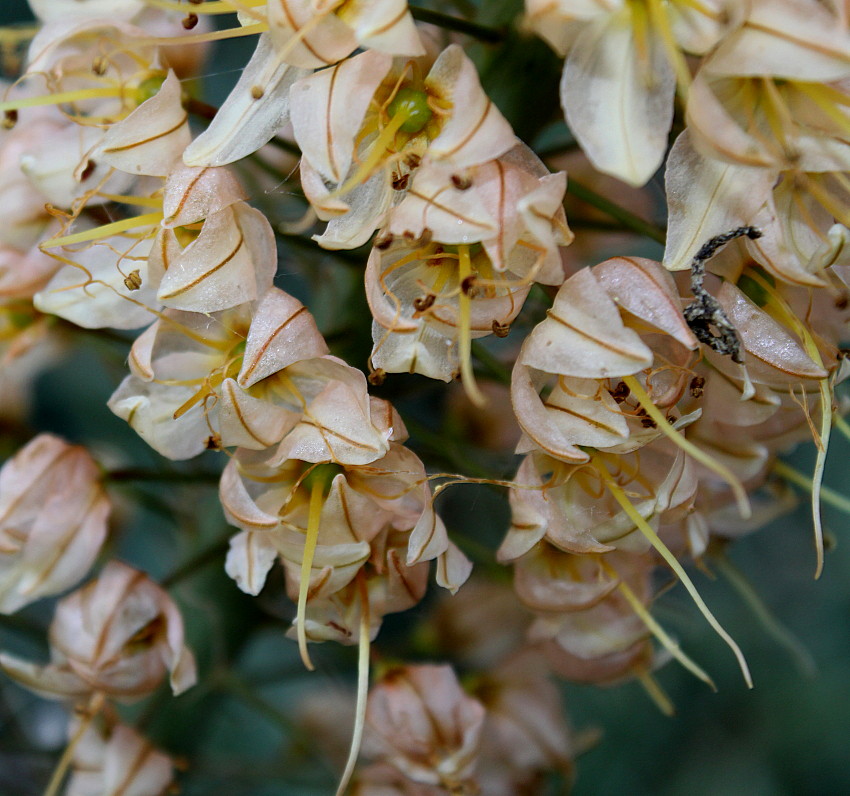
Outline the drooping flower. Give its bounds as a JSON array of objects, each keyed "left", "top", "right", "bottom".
[
  {"left": 0, "top": 560, "right": 196, "bottom": 701},
  {"left": 0, "top": 434, "right": 110, "bottom": 614}
]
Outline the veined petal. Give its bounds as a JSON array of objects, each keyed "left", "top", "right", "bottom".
[
  {"left": 267, "top": 0, "right": 358, "bottom": 69},
  {"left": 291, "top": 49, "right": 393, "bottom": 185},
  {"left": 342, "top": 0, "right": 424, "bottom": 56},
  {"left": 663, "top": 130, "right": 776, "bottom": 271},
  {"left": 99, "top": 71, "right": 190, "bottom": 177},
  {"left": 426, "top": 44, "right": 517, "bottom": 168},
  {"left": 184, "top": 35, "right": 309, "bottom": 168},
  {"left": 521, "top": 267, "right": 653, "bottom": 377},
  {"left": 162, "top": 164, "right": 246, "bottom": 228},
  {"left": 157, "top": 203, "right": 276, "bottom": 312},
  {"left": 225, "top": 531, "right": 279, "bottom": 596},
  {"left": 219, "top": 378, "right": 300, "bottom": 450},
  {"left": 561, "top": 11, "right": 675, "bottom": 186}
]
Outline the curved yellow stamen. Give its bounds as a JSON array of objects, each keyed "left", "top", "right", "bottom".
[
  {"left": 42, "top": 212, "right": 163, "bottom": 249},
  {"left": 621, "top": 374, "right": 751, "bottom": 518},
  {"left": 457, "top": 245, "right": 486, "bottom": 407},
  {"left": 593, "top": 456, "right": 753, "bottom": 688},
  {"left": 296, "top": 475, "right": 325, "bottom": 671},
  {"left": 335, "top": 571, "right": 371, "bottom": 796}
]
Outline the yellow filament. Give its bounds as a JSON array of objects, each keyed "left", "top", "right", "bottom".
[
  {"left": 601, "top": 559, "right": 716, "bottom": 690},
  {"left": 746, "top": 269, "right": 831, "bottom": 578},
  {"left": 801, "top": 174, "right": 850, "bottom": 228},
  {"left": 798, "top": 81, "right": 850, "bottom": 137},
  {"left": 335, "top": 572, "right": 371, "bottom": 796},
  {"left": 43, "top": 692, "right": 105, "bottom": 796},
  {"left": 140, "top": 22, "right": 268, "bottom": 47},
  {"left": 331, "top": 111, "right": 409, "bottom": 198},
  {"left": 141, "top": 0, "right": 265, "bottom": 13},
  {"left": 0, "top": 86, "right": 134, "bottom": 114},
  {"left": 646, "top": 0, "right": 691, "bottom": 98},
  {"left": 621, "top": 374, "right": 751, "bottom": 518},
  {"left": 457, "top": 245, "right": 486, "bottom": 408},
  {"left": 637, "top": 669, "right": 675, "bottom": 717},
  {"left": 97, "top": 193, "right": 163, "bottom": 208},
  {"left": 593, "top": 457, "right": 753, "bottom": 688},
  {"left": 296, "top": 476, "right": 325, "bottom": 671},
  {"left": 43, "top": 212, "right": 163, "bottom": 249}
]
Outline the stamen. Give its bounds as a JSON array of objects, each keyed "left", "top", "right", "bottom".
[
  {"left": 97, "top": 193, "right": 163, "bottom": 208},
  {"left": 637, "top": 669, "right": 675, "bottom": 717},
  {"left": 139, "top": 22, "right": 267, "bottom": 47},
  {"left": 601, "top": 559, "right": 716, "bottom": 690},
  {"left": 593, "top": 457, "right": 753, "bottom": 688},
  {"left": 296, "top": 471, "right": 326, "bottom": 671},
  {"left": 457, "top": 245, "right": 486, "bottom": 408},
  {"left": 141, "top": 0, "right": 265, "bottom": 13},
  {"left": 0, "top": 86, "right": 134, "bottom": 114},
  {"left": 42, "top": 212, "right": 163, "bottom": 249},
  {"left": 335, "top": 571, "right": 371, "bottom": 796},
  {"left": 745, "top": 268, "right": 832, "bottom": 578},
  {"left": 43, "top": 692, "right": 106, "bottom": 796},
  {"left": 646, "top": 0, "right": 691, "bottom": 97},
  {"left": 622, "top": 374, "right": 751, "bottom": 518}
]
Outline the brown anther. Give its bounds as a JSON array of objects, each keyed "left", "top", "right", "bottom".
[
  {"left": 182, "top": 13, "right": 199, "bottom": 29},
  {"left": 123, "top": 270, "right": 142, "bottom": 291},
  {"left": 92, "top": 57, "right": 108, "bottom": 76},
  {"left": 416, "top": 228, "right": 433, "bottom": 246},
  {"left": 79, "top": 159, "right": 96, "bottom": 181},
  {"left": 641, "top": 417, "right": 657, "bottom": 429},
  {"left": 2, "top": 110, "right": 17, "bottom": 129},
  {"left": 610, "top": 381, "right": 630, "bottom": 403},
  {"left": 250, "top": 85, "right": 264, "bottom": 100},
  {"left": 689, "top": 375, "right": 706, "bottom": 398},
  {"left": 368, "top": 369, "right": 386, "bottom": 386},
  {"left": 403, "top": 230, "right": 416, "bottom": 240},
  {"left": 461, "top": 275, "right": 477, "bottom": 295},
  {"left": 375, "top": 233, "right": 394, "bottom": 250},
  {"left": 413, "top": 294, "right": 436, "bottom": 312},
  {"left": 392, "top": 173, "right": 410, "bottom": 191},
  {"left": 835, "top": 294, "right": 849, "bottom": 310},
  {"left": 189, "top": 0, "right": 203, "bottom": 4},
  {"left": 492, "top": 320, "right": 510, "bottom": 337},
  {"left": 404, "top": 153, "right": 421, "bottom": 169},
  {"left": 450, "top": 173, "right": 472, "bottom": 190},
  {"left": 205, "top": 434, "right": 222, "bottom": 450}
]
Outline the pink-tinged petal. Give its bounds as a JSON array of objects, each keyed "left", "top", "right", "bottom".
[
  {"left": 157, "top": 203, "right": 275, "bottom": 312},
  {"left": 0, "top": 654, "right": 89, "bottom": 700},
  {"left": 593, "top": 256, "right": 698, "bottom": 348},
  {"left": 745, "top": 183, "right": 831, "bottom": 287},
  {"left": 29, "top": 0, "right": 144, "bottom": 21},
  {"left": 225, "top": 531, "right": 279, "bottom": 596},
  {"left": 702, "top": 369, "right": 780, "bottom": 427},
  {"left": 219, "top": 378, "right": 300, "bottom": 449},
  {"left": 98, "top": 724, "right": 175, "bottom": 796},
  {"left": 343, "top": 0, "right": 424, "bottom": 56},
  {"left": 406, "top": 500, "right": 447, "bottom": 565},
  {"left": 268, "top": 0, "right": 358, "bottom": 69},
  {"left": 426, "top": 44, "right": 517, "bottom": 168},
  {"left": 561, "top": 12, "right": 674, "bottom": 186},
  {"left": 238, "top": 289, "right": 328, "bottom": 387},
  {"left": 371, "top": 319, "right": 458, "bottom": 382},
  {"left": 707, "top": 0, "right": 850, "bottom": 81},
  {"left": 162, "top": 164, "right": 246, "bottom": 228},
  {"left": 127, "top": 322, "right": 158, "bottom": 382},
  {"left": 388, "top": 160, "right": 498, "bottom": 245},
  {"left": 291, "top": 50, "right": 393, "bottom": 184},
  {"left": 663, "top": 130, "right": 776, "bottom": 271},
  {"left": 516, "top": 170, "right": 572, "bottom": 284},
  {"left": 521, "top": 267, "right": 653, "bottom": 377},
  {"left": 99, "top": 71, "right": 190, "bottom": 177},
  {"left": 513, "top": 546, "right": 617, "bottom": 612},
  {"left": 184, "top": 35, "right": 309, "bottom": 167},
  {"left": 219, "top": 458, "right": 281, "bottom": 533},
  {"left": 716, "top": 282, "right": 829, "bottom": 383},
  {"left": 435, "top": 542, "right": 473, "bottom": 594},
  {"left": 369, "top": 396, "right": 408, "bottom": 443}
]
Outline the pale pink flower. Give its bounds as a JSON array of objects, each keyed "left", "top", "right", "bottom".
[
  {"left": 0, "top": 434, "right": 110, "bottom": 614},
  {"left": 0, "top": 561, "right": 196, "bottom": 701},
  {"left": 362, "top": 664, "right": 486, "bottom": 790}
]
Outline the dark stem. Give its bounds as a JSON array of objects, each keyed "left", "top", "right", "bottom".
[
  {"left": 409, "top": 6, "right": 507, "bottom": 43},
  {"left": 565, "top": 178, "right": 667, "bottom": 245}
]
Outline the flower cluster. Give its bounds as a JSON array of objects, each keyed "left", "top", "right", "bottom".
[{"left": 1, "top": 0, "right": 849, "bottom": 793}]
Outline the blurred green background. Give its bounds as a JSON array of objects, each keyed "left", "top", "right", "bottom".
[{"left": 1, "top": 1, "right": 850, "bottom": 795}]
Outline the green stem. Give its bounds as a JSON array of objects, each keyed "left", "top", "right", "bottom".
[
  {"left": 566, "top": 178, "right": 666, "bottom": 244},
  {"left": 409, "top": 6, "right": 507, "bottom": 43}
]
